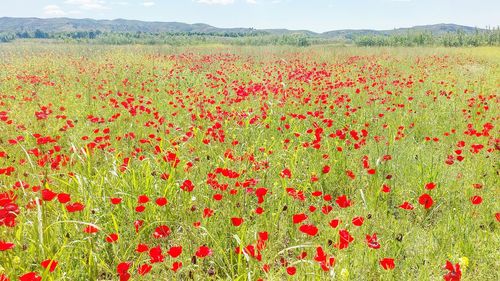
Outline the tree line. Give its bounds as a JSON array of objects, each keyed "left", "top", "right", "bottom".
[
  {"left": 354, "top": 28, "right": 500, "bottom": 47},
  {"left": 0, "top": 29, "right": 312, "bottom": 46},
  {"left": 1, "top": 28, "right": 499, "bottom": 47}
]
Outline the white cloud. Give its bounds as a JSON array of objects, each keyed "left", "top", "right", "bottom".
[
  {"left": 43, "top": 5, "right": 67, "bottom": 16},
  {"left": 64, "top": 0, "right": 109, "bottom": 10},
  {"left": 195, "top": 0, "right": 261, "bottom": 5},
  {"left": 197, "top": 0, "right": 235, "bottom": 5},
  {"left": 142, "top": 1, "right": 155, "bottom": 7}
]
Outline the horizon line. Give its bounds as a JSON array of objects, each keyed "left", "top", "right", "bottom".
[{"left": 1, "top": 16, "right": 498, "bottom": 33}]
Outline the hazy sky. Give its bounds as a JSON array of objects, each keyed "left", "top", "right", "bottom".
[{"left": 1, "top": 0, "right": 499, "bottom": 32}]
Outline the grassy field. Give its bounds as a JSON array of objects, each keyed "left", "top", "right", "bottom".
[{"left": 0, "top": 43, "right": 499, "bottom": 280}]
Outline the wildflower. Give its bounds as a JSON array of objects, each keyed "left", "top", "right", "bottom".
[
  {"left": 40, "top": 259, "right": 58, "bottom": 272},
  {"left": 418, "top": 193, "right": 434, "bottom": 209},
  {"left": 380, "top": 258, "right": 395, "bottom": 270},
  {"left": 458, "top": 257, "right": 469, "bottom": 272},
  {"left": 340, "top": 268, "right": 349, "bottom": 280},
  {"left": 443, "top": 261, "right": 461, "bottom": 281},
  {"left": 195, "top": 245, "right": 212, "bottom": 258}
]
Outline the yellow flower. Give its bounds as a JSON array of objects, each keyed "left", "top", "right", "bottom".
[
  {"left": 12, "top": 256, "right": 21, "bottom": 265},
  {"left": 459, "top": 256, "right": 469, "bottom": 271},
  {"left": 340, "top": 268, "right": 349, "bottom": 280}
]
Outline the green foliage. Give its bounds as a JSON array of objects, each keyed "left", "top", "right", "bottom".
[
  {"left": 0, "top": 43, "right": 498, "bottom": 280},
  {"left": 3, "top": 25, "right": 500, "bottom": 47},
  {"left": 1, "top": 30, "right": 313, "bottom": 46},
  {"left": 355, "top": 28, "right": 500, "bottom": 47}
]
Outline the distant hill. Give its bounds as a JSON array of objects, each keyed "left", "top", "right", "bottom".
[
  {"left": 321, "top": 24, "right": 485, "bottom": 40},
  {"left": 0, "top": 17, "right": 256, "bottom": 34},
  {"left": 0, "top": 17, "right": 487, "bottom": 38}
]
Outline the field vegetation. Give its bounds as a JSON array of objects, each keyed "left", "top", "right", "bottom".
[{"left": 0, "top": 43, "right": 499, "bottom": 280}]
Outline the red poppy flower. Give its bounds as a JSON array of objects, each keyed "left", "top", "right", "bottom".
[
  {"left": 255, "top": 187, "right": 268, "bottom": 204},
  {"left": 321, "top": 205, "right": 333, "bottom": 214},
  {"left": 352, "top": 216, "right": 364, "bottom": 226},
  {"left": 314, "top": 247, "right": 326, "bottom": 263},
  {"left": 119, "top": 271, "right": 131, "bottom": 281},
  {"left": 472, "top": 183, "right": 482, "bottom": 189},
  {"left": 443, "top": 260, "right": 461, "bottom": 281},
  {"left": 41, "top": 189, "right": 57, "bottom": 201},
  {"left": 83, "top": 225, "right": 99, "bottom": 234},
  {"left": 292, "top": 213, "right": 308, "bottom": 224},
  {"left": 180, "top": 179, "right": 195, "bottom": 192},
  {"left": 117, "top": 262, "right": 131, "bottom": 274},
  {"left": 171, "top": 261, "right": 182, "bottom": 272},
  {"left": 40, "top": 259, "right": 58, "bottom": 272},
  {"left": 149, "top": 246, "right": 164, "bottom": 263},
  {"left": 335, "top": 229, "right": 354, "bottom": 249},
  {"left": 322, "top": 165, "right": 330, "bottom": 174},
  {"left": 425, "top": 182, "right": 436, "bottom": 190},
  {"left": 105, "top": 233, "right": 119, "bottom": 243},
  {"left": 366, "top": 233, "right": 380, "bottom": 249},
  {"left": 231, "top": 217, "right": 244, "bottom": 227},
  {"left": 153, "top": 225, "right": 171, "bottom": 238},
  {"left": 0, "top": 241, "right": 14, "bottom": 251},
  {"left": 168, "top": 246, "right": 183, "bottom": 258},
  {"left": 336, "top": 195, "right": 351, "bottom": 208},
  {"left": 57, "top": 193, "right": 71, "bottom": 204},
  {"left": 312, "top": 191, "right": 323, "bottom": 197},
  {"left": 110, "top": 197, "right": 122, "bottom": 204},
  {"left": 195, "top": 245, "right": 212, "bottom": 258},
  {"left": 137, "top": 263, "right": 152, "bottom": 276},
  {"left": 380, "top": 258, "right": 395, "bottom": 270},
  {"left": 134, "top": 220, "right": 144, "bottom": 233},
  {"left": 203, "top": 208, "right": 214, "bottom": 218},
  {"left": 470, "top": 196, "right": 482, "bottom": 205},
  {"left": 286, "top": 266, "right": 296, "bottom": 275},
  {"left": 329, "top": 219, "right": 340, "bottom": 228},
  {"left": 19, "top": 272, "right": 41, "bottom": 281},
  {"left": 66, "top": 202, "right": 85, "bottom": 212},
  {"left": 346, "top": 170, "right": 355, "bottom": 180},
  {"left": 262, "top": 264, "right": 270, "bottom": 273},
  {"left": 299, "top": 224, "right": 318, "bottom": 236},
  {"left": 418, "top": 194, "right": 434, "bottom": 209},
  {"left": 155, "top": 197, "right": 167, "bottom": 206},
  {"left": 258, "top": 231, "right": 269, "bottom": 242},
  {"left": 399, "top": 201, "right": 414, "bottom": 210},
  {"left": 280, "top": 168, "right": 292, "bottom": 178},
  {"left": 137, "top": 195, "right": 149, "bottom": 204},
  {"left": 136, "top": 243, "right": 148, "bottom": 253},
  {"left": 0, "top": 274, "right": 9, "bottom": 281}
]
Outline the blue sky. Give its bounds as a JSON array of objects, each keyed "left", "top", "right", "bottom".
[{"left": 1, "top": 0, "right": 499, "bottom": 32}]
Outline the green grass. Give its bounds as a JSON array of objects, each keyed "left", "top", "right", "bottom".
[{"left": 0, "top": 43, "right": 499, "bottom": 280}]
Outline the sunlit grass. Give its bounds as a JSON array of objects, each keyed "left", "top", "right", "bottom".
[{"left": 0, "top": 42, "right": 498, "bottom": 280}]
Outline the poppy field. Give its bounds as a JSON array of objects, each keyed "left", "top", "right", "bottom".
[{"left": 0, "top": 44, "right": 499, "bottom": 280}]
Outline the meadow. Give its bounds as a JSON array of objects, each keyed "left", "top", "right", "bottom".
[{"left": 0, "top": 43, "right": 498, "bottom": 280}]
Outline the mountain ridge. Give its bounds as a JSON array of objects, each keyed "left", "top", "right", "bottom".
[{"left": 0, "top": 17, "right": 488, "bottom": 38}]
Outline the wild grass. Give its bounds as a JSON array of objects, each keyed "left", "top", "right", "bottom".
[{"left": 0, "top": 42, "right": 498, "bottom": 280}]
